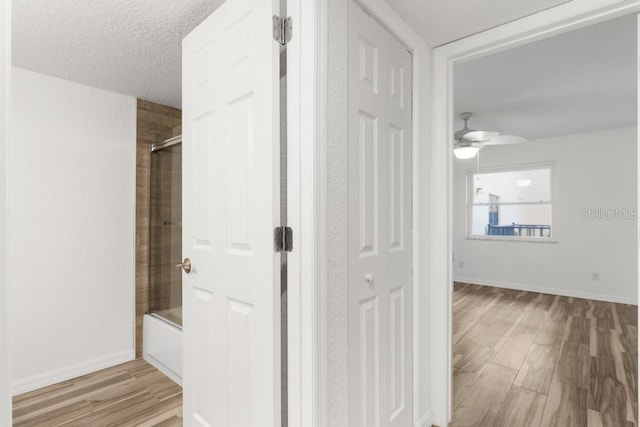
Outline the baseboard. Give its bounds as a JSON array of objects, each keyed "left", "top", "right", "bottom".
[
  {"left": 11, "top": 349, "right": 135, "bottom": 395},
  {"left": 454, "top": 276, "right": 637, "bottom": 305},
  {"left": 415, "top": 409, "right": 433, "bottom": 427}
]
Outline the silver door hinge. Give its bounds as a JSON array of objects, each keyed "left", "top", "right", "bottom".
[
  {"left": 274, "top": 226, "right": 293, "bottom": 253},
  {"left": 273, "top": 15, "right": 292, "bottom": 45}
]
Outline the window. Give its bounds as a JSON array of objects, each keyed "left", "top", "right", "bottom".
[{"left": 468, "top": 164, "right": 553, "bottom": 240}]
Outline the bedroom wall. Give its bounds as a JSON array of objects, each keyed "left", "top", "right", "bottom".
[
  {"left": 453, "top": 126, "right": 638, "bottom": 304},
  {"left": 10, "top": 67, "right": 137, "bottom": 394}
]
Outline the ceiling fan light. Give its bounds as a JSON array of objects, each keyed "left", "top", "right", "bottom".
[{"left": 453, "top": 146, "right": 479, "bottom": 159}]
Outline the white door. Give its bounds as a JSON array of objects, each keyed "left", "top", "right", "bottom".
[
  {"left": 182, "top": 0, "right": 281, "bottom": 425},
  {"left": 348, "top": 2, "right": 413, "bottom": 426}
]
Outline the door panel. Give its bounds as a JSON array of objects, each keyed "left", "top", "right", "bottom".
[
  {"left": 348, "top": 2, "right": 413, "bottom": 426},
  {"left": 182, "top": 0, "right": 280, "bottom": 425}
]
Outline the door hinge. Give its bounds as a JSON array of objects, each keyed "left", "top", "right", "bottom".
[
  {"left": 274, "top": 226, "right": 293, "bottom": 253},
  {"left": 273, "top": 15, "right": 292, "bottom": 46}
]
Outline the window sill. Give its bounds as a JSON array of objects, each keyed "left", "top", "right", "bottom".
[{"left": 466, "top": 236, "right": 559, "bottom": 244}]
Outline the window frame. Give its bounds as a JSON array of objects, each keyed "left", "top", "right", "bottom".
[{"left": 466, "top": 161, "right": 558, "bottom": 243}]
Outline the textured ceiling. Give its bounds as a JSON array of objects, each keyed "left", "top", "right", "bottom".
[
  {"left": 13, "top": 0, "right": 580, "bottom": 109},
  {"left": 13, "top": 0, "right": 224, "bottom": 109},
  {"left": 385, "top": 0, "right": 571, "bottom": 47},
  {"left": 454, "top": 14, "right": 637, "bottom": 141}
]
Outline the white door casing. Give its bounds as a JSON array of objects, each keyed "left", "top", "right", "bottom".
[
  {"left": 348, "top": 2, "right": 413, "bottom": 426},
  {"left": 182, "top": 0, "right": 281, "bottom": 425}
]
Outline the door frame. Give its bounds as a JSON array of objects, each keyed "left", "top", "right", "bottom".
[
  {"left": 432, "top": 0, "right": 640, "bottom": 424},
  {"left": 284, "top": 0, "right": 327, "bottom": 425}
]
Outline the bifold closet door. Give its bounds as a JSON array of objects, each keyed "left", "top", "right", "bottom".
[
  {"left": 348, "top": 1, "right": 413, "bottom": 426},
  {"left": 181, "top": 0, "right": 281, "bottom": 425}
]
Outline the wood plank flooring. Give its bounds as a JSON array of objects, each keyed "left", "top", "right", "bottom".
[
  {"left": 12, "top": 359, "right": 182, "bottom": 426},
  {"left": 453, "top": 282, "right": 638, "bottom": 427},
  {"left": 11, "top": 284, "right": 637, "bottom": 426}
]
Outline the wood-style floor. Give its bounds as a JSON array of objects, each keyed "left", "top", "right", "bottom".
[
  {"left": 452, "top": 282, "right": 638, "bottom": 427},
  {"left": 12, "top": 359, "right": 182, "bottom": 426},
  {"left": 11, "top": 285, "right": 637, "bottom": 426}
]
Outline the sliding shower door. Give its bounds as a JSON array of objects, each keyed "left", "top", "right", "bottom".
[{"left": 149, "top": 140, "right": 182, "bottom": 327}]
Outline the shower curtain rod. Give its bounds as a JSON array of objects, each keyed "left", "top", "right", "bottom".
[{"left": 151, "top": 135, "right": 182, "bottom": 152}]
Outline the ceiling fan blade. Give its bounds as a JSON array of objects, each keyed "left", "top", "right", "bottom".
[
  {"left": 483, "top": 135, "right": 528, "bottom": 146},
  {"left": 462, "top": 130, "right": 500, "bottom": 141}
]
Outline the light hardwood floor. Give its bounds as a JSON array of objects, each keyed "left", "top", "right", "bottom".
[
  {"left": 12, "top": 359, "right": 182, "bottom": 426},
  {"left": 452, "top": 282, "right": 638, "bottom": 427}
]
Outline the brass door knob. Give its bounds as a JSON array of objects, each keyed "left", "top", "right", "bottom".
[{"left": 176, "top": 258, "right": 192, "bottom": 273}]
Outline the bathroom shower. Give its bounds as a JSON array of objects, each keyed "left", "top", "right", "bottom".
[
  {"left": 149, "top": 135, "right": 182, "bottom": 326},
  {"left": 143, "top": 134, "right": 183, "bottom": 383}
]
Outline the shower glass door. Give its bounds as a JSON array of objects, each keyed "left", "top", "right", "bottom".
[{"left": 149, "top": 140, "right": 182, "bottom": 327}]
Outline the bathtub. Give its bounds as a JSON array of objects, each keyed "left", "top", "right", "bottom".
[{"left": 143, "top": 313, "right": 182, "bottom": 385}]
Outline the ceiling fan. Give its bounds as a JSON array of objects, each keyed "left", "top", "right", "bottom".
[{"left": 453, "top": 112, "right": 527, "bottom": 159}]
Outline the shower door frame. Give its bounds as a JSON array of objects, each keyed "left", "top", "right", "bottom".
[{"left": 148, "top": 138, "right": 183, "bottom": 328}]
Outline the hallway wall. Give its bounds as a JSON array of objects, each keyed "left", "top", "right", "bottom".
[
  {"left": 10, "top": 67, "right": 137, "bottom": 394},
  {"left": 327, "top": 0, "right": 350, "bottom": 424}
]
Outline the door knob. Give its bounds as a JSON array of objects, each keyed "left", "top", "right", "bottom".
[{"left": 176, "top": 257, "right": 192, "bottom": 273}]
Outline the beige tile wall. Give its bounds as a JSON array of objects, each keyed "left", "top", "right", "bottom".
[{"left": 136, "top": 99, "right": 181, "bottom": 357}]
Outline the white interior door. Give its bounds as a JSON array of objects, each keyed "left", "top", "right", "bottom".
[
  {"left": 182, "top": 0, "right": 281, "bottom": 425},
  {"left": 348, "top": 2, "right": 413, "bottom": 426}
]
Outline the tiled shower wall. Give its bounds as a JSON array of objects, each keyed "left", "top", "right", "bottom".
[{"left": 136, "top": 99, "right": 181, "bottom": 357}]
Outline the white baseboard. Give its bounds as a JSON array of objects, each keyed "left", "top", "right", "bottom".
[
  {"left": 454, "top": 276, "right": 637, "bottom": 305},
  {"left": 11, "top": 349, "right": 135, "bottom": 396},
  {"left": 415, "top": 409, "right": 432, "bottom": 427}
]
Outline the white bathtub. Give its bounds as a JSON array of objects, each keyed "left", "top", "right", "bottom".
[{"left": 143, "top": 313, "right": 182, "bottom": 385}]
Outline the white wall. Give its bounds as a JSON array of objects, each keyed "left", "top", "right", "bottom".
[
  {"left": 453, "top": 126, "right": 638, "bottom": 304},
  {"left": 327, "top": 0, "right": 350, "bottom": 424},
  {"left": 0, "top": 0, "right": 10, "bottom": 423},
  {"left": 10, "top": 68, "right": 136, "bottom": 394}
]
